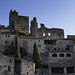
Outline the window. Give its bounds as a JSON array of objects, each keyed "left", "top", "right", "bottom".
[
  {"left": 8, "top": 35, "right": 10, "bottom": 37},
  {"left": 38, "top": 40, "right": 40, "bottom": 42},
  {"left": 43, "top": 33, "right": 45, "bottom": 36},
  {"left": 58, "top": 48, "right": 60, "bottom": 50},
  {"left": 59, "top": 34, "right": 60, "bottom": 37},
  {"left": 52, "top": 54, "right": 57, "bottom": 57},
  {"left": 5, "top": 41, "right": 7, "bottom": 44},
  {"left": 11, "top": 42, "right": 13, "bottom": 45},
  {"left": 60, "top": 42, "right": 62, "bottom": 44},
  {"left": 38, "top": 44, "right": 41, "bottom": 48},
  {"left": 8, "top": 66, "right": 10, "bottom": 71},
  {"left": 66, "top": 53, "right": 71, "bottom": 57},
  {"left": 28, "top": 65, "right": 29, "bottom": 68},
  {"left": 10, "top": 59, "right": 12, "bottom": 62},
  {"left": 24, "top": 18, "right": 25, "bottom": 21},
  {"left": 48, "top": 48, "right": 50, "bottom": 50},
  {"left": 54, "top": 48, "right": 56, "bottom": 50},
  {"left": 48, "top": 33, "right": 51, "bottom": 36},
  {"left": 59, "top": 54, "right": 64, "bottom": 57},
  {"left": 27, "top": 72, "right": 28, "bottom": 75},
  {"left": 6, "top": 35, "right": 7, "bottom": 37}
]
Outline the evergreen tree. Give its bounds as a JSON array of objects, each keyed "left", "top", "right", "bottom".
[
  {"left": 15, "top": 36, "right": 21, "bottom": 59},
  {"left": 33, "top": 42, "right": 41, "bottom": 68}
]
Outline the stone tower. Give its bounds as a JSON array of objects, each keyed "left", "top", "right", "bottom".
[
  {"left": 30, "top": 17, "right": 38, "bottom": 36},
  {"left": 9, "top": 9, "right": 29, "bottom": 32}
]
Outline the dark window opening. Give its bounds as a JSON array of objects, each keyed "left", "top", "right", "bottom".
[
  {"left": 11, "top": 42, "right": 13, "bottom": 45},
  {"left": 8, "top": 66, "right": 11, "bottom": 71},
  {"left": 27, "top": 72, "right": 28, "bottom": 75},
  {"left": 54, "top": 48, "right": 56, "bottom": 50},
  {"left": 28, "top": 65, "right": 29, "bottom": 68},
  {"left": 38, "top": 40, "right": 40, "bottom": 42},
  {"left": 5, "top": 41, "right": 7, "bottom": 44},
  {"left": 59, "top": 34, "right": 60, "bottom": 37},
  {"left": 66, "top": 54, "right": 71, "bottom": 57},
  {"left": 10, "top": 59, "right": 12, "bottom": 62},
  {"left": 6, "top": 35, "right": 7, "bottom": 37},
  {"left": 48, "top": 48, "right": 50, "bottom": 50},
  {"left": 8, "top": 35, "right": 10, "bottom": 37},
  {"left": 67, "top": 67, "right": 74, "bottom": 73},
  {"left": 52, "top": 54, "right": 57, "bottom": 57},
  {"left": 59, "top": 54, "right": 64, "bottom": 57}
]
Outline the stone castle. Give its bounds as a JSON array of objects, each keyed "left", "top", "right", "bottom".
[{"left": 0, "top": 9, "right": 75, "bottom": 75}]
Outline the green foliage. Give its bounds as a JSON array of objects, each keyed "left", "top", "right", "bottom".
[
  {"left": 33, "top": 42, "right": 41, "bottom": 68},
  {"left": 0, "top": 52, "right": 2, "bottom": 55},
  {"left": 20, "top": 46, "right": 28, "bottom": 57},
  {"left": 41, "top": 63, "right": 48, "bottom": 68},
  {"left": 4, "top": 45, "right": 27, "bottom": 57},
  {"left": 4, "top": 46, "right": 15, "bottom": 55},
  {"left": 15, "top": 36, "right": 21, "bottom": 59},
  {"left": 19, "top": 30, "right": 30, "bottom": 35}
]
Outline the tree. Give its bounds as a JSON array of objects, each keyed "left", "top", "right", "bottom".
[
  {"left": 15, "top": 36, "right": 21, "bottom": 59},
  {"left": 4, "top": 46, "right": 15, "bottom": 55},
  {"left": 33, "top": 42, "right": 41, "bottom": 68}
]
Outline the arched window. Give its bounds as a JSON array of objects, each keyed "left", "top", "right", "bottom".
[
  {"left": 52, "top": 54, "right": 57, "bottom": 57},
  {"left": 66, "top": 53, "right": 71, "bottom": 57},
  {"left": 43, "top": 33, "right": 45, "bottom": 36},
  {"left": 48, "top": 33, "right": 51, "bottom": 36},
  {"left": 27, "top": 72, "right": 29, "bottom": 75},
  {"left": 59, "top": 54, "right": 64, "bottom": 57}
]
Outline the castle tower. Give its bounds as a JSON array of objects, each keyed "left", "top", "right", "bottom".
[
  {"left": 30, "top": 17, "right": 38, "bottom": 36},
  {"left": 9, "top": 9, "right": 29, "bottom": 32}
]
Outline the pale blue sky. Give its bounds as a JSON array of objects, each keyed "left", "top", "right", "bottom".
[{"left": 0, "top": 0, "right": 75, "bottom": 37}]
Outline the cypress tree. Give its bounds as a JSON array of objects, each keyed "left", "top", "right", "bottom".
[
  {"left": 33, "top": 42, "right": 41, "bottom": 68},
  {"left": 15, "top": 36, "right": 21, "bottom": 59}
]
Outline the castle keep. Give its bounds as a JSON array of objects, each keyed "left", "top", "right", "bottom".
[{"left": 0, "top": 10, "right": 75, "bottom": 75}]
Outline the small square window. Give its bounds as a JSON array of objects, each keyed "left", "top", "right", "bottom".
[
  {"left": 5, "top": 41, "right": 7, "bottom": 44},
  {"left": 6, "top": 35, "right": 7, "bottom": 37},
  {"left": 38, "top": 40, "right": 40, "bottom": 42},
  {"left": 38, "top": 44, "right": 41, "bottom": 48},
  {"left": 8, "top": 35, "right": 10, "bottom": 37},
  {"left": 11, "top": 42, "right": 13, "bottom": 45}
]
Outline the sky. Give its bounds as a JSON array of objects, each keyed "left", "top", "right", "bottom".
[{"left": 0, "top": 0, "right": 75, "bottom": 37}]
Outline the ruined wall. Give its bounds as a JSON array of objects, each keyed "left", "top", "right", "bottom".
[
  {"left": 30, "top": 17, "right": 64, "bottom": 39},
  {"left": 9, "top": 9, "right": 29, "bottom": 32}
]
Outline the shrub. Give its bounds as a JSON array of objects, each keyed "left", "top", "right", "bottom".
[{"left": 19, "top": 30, "right": 30, "bottom": 35}]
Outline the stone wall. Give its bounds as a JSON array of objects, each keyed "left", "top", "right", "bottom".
[
  {"left": 30, "top": 17, "right": 64, "bottom": 39},
  {"left": 0, "top": 54, "right": 14, "bottom": 75},
  {"left": 21, "top": 60, "right": 35, "bottom": 75},
  {"left": 9, "top": 9, "right": 29, "bottom": 32},
  {"left": 35, "top": 68, "right": 49, "bottom": 75}
]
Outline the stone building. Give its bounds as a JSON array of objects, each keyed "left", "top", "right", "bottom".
[
  {"left": 0, "top": 10, "right": 75, "bottom": 75},
  {"left": 0, "top": 54, "right": 35, "bottom": 75},
  {"left": 9, "top": 9, "right": 29, "bottom": 32}
]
